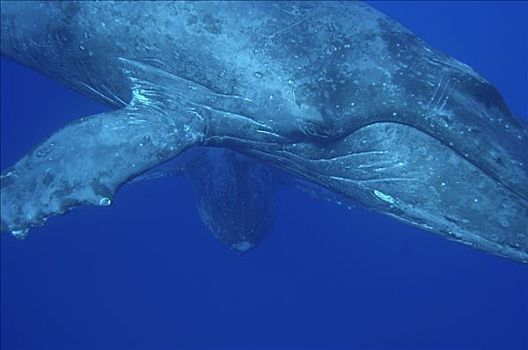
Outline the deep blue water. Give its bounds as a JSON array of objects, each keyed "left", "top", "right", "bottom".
[{"left": 1, "top": 2, "right": 527, "bottom": 349}]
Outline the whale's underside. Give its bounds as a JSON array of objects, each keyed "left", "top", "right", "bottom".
[{"left": 0, "top": 1, "right": 526, "bottom": 263}]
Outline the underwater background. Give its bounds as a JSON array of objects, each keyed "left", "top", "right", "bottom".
[{"left": 1, "top": 2, "right": 527, "bottom": 349}]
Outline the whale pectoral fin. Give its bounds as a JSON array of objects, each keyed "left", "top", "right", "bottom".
[
  {"left": 183, "top": 148, "right": 275, "bottom": 253},
  {"left": 321, "top": 122, "right": 528, "bottom": 263},
  {"left": 126, "top": 147, "right": 276, "bottom": 252},
  {"left": 0, "top": 104, "right": 204, "bottom": 237}
]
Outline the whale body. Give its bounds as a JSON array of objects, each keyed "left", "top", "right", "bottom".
[{"left": 0, "top": 2, "right": 527, "bottom": 262}]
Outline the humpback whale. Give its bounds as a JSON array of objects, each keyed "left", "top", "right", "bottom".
[{"left": 1, "top": 2, "right": 527, "bottom": 262}]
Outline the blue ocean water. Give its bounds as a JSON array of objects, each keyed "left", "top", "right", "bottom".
[{"left": 1, "top": 1, "right": 527, "bottom": 349}]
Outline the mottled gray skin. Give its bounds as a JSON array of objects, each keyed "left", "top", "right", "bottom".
[
  {"left": 163, "top": 148, "right": 275, "bottom": 253},
  {"left": 1, "top": 2, "right": 527, "bottom": 262}
]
